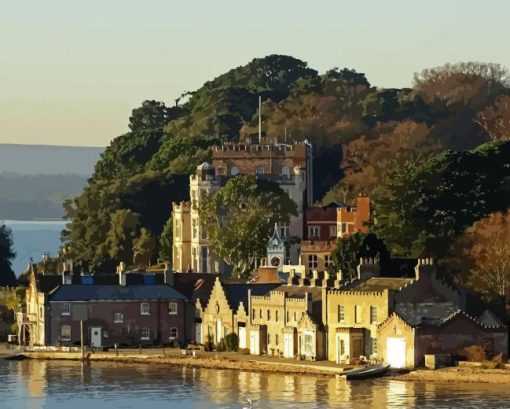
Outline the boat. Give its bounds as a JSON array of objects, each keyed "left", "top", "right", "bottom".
[{"left": 341, "top": 363, "right": 390, "bottom": 380}]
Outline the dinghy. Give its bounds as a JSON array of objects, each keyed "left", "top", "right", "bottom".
[{"left": 341, "top": 364, "right": 390, "bottom": 380}]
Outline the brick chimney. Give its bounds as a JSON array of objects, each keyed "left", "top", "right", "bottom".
[
  {"left": 163, "top": 263, "right": 174, "bottom": 286},
  {"left": 415, "top": 258, "right": 435, "bottom": 280},
  {"left": 117, "top": 262, "right": 127, "bottom": 286}
]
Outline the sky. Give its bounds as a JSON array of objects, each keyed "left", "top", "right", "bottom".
[{"left": 1, "top": 0, "right": 509, "bottom": 147}]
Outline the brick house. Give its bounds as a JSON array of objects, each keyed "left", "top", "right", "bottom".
[{"left": 48, "top": 280, "right": 188, "bottom": 347}]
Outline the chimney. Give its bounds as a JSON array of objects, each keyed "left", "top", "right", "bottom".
[
  {"left": 357, "top": 257, "right": 380, "bottom": 281},
  {"left": 415, "top": 258, "right": 435, "bottom": 280},
  {"left": 334, "top": 270, "right": 343, "bottom": 288},
  {"left": 118, "top": 262, "right": 126, "bottom": 286},
  {"left": 164, "top": 263, "right": 174, "bottom": 286},
  {"left": 61, "top": 268, "right": 72, "bottom": 285},
  {"left": 287, "top": 269, "right": 295, "bottom": 286}
]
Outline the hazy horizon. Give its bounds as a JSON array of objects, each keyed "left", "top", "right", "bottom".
[{"left": 2, "top": 0, "right": 510, "bottom": 147}]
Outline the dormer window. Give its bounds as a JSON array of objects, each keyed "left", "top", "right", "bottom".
[{"left": 308, "top": 226, "right": 320, "bottom": 238}]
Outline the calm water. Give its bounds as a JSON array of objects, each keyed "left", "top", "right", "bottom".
[
  {"left": 1, "top": 360, "right": 510, "bottom": 409},
  {"left": 3, "top": 220, "right": 67, "bottom": 275}
]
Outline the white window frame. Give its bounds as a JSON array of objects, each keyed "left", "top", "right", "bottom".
[
  {"left": 60, "top": 325, "right": 71, "bottom": 341},
  {"left": 307, "top": 225, "right": 320, "bottom": 238},
  {"left": 338, "top": 305, "right": 345, "bottom": 323},
  {"left": 169, "top": 327, "right": 178, "bottom": 340},
  {"left": 141, "top": 327, "right": 150, "bottom": 340},
  {"left": 325, "top": 254, "right": 332, "bottom": 269},
  {"left": 329, "top": 225, "right": 337, "bottom": 237},
  {"left": 140, "top": 302, "right": 150, "bottom": 316},
  {"left": 370, "top": 306, "right": 378, "bottom": 324},
  {"left": 308, "top": 254, "right": 318, "bottom": 269},
  {"left": 168, "top": 302, "right": 178, "bottom": 315},
  {"left": 61, "top": 303, "right": 71, "bottom": 316},
  {"left": 114, "top": 312, "right": 124, "bottom": 323}
]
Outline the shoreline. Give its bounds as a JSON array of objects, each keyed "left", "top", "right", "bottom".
[{"left": 6, "top": 350, "right": 510, "bottom": 384}]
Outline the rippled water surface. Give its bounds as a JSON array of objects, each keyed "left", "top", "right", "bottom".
[{"left": 2, "top": 359, "right": 510, "bottom": 409}]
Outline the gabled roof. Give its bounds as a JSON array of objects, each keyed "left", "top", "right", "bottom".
[{"left": 49, "top": 284, "right": 186, "bottom": 302}]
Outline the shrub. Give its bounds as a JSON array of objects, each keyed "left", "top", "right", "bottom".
[
  {"left": 221, "top": 333, "right": 239, "bottom": 352},
  {"left": 458, "top": 345, "right": 487, "bottom": 362}
]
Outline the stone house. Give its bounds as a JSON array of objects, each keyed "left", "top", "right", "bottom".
[
  {"left": 172, "top": 141, "right": 313, "bottom": 275},
  {"left": 198, "top": 278, "right": 280, "bottom": 348},
  {"left": 378, "top": 311, "right": 508, "bottom": 368}
]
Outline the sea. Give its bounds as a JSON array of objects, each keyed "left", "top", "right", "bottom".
[
  {"left": 1, "top": 359, "right": 509, "bottom": 409},
  {"left": 2, "top": 220, "right": 68, "bottom": 275}
]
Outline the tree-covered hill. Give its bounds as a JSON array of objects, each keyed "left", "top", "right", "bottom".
[{"left": 62, "top": 55, "right": 510, "bottom": 274}]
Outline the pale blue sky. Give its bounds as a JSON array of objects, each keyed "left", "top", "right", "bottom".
[{"left": 1, "top": 0, "right": 509, "bottom": 146}]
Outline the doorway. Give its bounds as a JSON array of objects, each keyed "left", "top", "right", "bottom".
[{"left": 91, "top": 327, "right": 102, "bottom": 348}]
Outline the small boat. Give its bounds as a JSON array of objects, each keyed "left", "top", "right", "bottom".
[
  {"left": 3, "top": 354, "right": 28, "bottom": 361},
  {"left": 341, "top": 364, "right": 390, "bottom": 380}
]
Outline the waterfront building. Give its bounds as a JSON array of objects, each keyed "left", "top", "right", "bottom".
[
  {"left": 198, "top": 278, "right": 280, "bottom": 347},
  {"left": 172, "top": 140, "right": 313, "bottom": 275},
  {"left": 46, "top": 268, "right": 187, "bottom": 347},
  {"left": 325, "top": 258, "right": 508, "bottom": 367}
]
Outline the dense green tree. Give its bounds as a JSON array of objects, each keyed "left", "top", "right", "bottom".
[
  {"left": 200, "top": 176, "right": 297, "bottom": 278},
  {"left": 158, "top": 217, "right": 173, "bottom": 263},
  {"left": 106, "top": 209, "right": 140, "bottom": 265},
  {"left": 331, "top": 233, "right": 389, "bottom": 280},
  {"left": 373, "top": 141, "right": 510, "bottom": 260},
  {"left": 0, "top": 225, "right": 17, "bottom": 287}
]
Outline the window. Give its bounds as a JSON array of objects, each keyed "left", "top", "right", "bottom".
[
  {"left": 308, "top": 226, "right": 320, "bottom": 238},
  {"left": 103, "top": 331, "right": 109, "bottom": 338},
  {"left": 329, "top": 225, "right": 337, "bottom": 237},
  {"left": 371, "top": 337, "right": 378, "bottom": 355},
  {"left": 303, "top": 333, "right": 313, "bottom": 356},
  {"left": 230, "top": 166, "right": 239, "bottom": 176},
  {"left": 267, "top": 334, "right": 271, "bottom": 345},
  {"left": 275, "top": 310, "right": 279, "bottom": 322},
  {"left": 192, "top": 219, "right": 198, "bottom": 239},
  {"left": 355, "top": 305, "right": 361, "bottom": 324},
  {"left": 308, "top": 254, "right": 318, "bottom": 269},
  {"left": 141, "top": 327, "right": 150, "bottom": 340},
  {"left": 141, "top": 303, "right": 150, "bottom": 315},
  {"left": 61, "top": 325, "right": 71, "bottom": 341},
  {"left": 275, "top": 334, "right": 279, "bottom": 346},
  {"left": 281, "top": 166, "right": 290, "bottom": 178},
  {"left": 293, "top": 311, "right": 297, "bottom": 322},
  {"left": 168, "top": 302, "right": 178, "bottom": 315},
  {"left": 338, "top": 305, "right": 345, "bottom": 323},
  {"left": 114, "top": 312, "right": 124, "bottom": 323},
  {"left": 325, "top": 255, "right": 332, "bottom": 269},
  {"left": 267, "top": 309, "right": 271, "bottom": 321},
  {"left": 340, "top": 339, "right": 345, "bottom": 355},
  {"left": 256, "top": 166, "right": 264, "bottom": 175},
  {"left": 259, "top": 309, "right": 262, "bottom": 319},
  {"left": 252, "top": 309, "right": 256, "bottom": 320},
  {"left": 175, "top": 223, "right": 181, "bottom": 239},
  {"left": 279, "top": 222, "right": 289, "bottom": 239},
  {"left": 61, "top": 303, "right": 71, "bottom": 316},
  {"left": 169, "top": 327, "right": 178, "bottom": 340},
  {"left": 341, "top": 223, "right": 347, "bottom": 234},
  {"left": 370, "top": 306, "right": 377, "bottom": 324},
  {"left": 286, "top": 311, "right": 290, "bottom": 323}
]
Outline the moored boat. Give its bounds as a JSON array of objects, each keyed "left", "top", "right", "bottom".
[{"left": 341, "top": 364, "right": 390, "bottom": 380}]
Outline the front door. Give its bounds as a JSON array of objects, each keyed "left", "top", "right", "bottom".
[
  {"left": 387, "top": 337, "right": 406, "bottom": 368},
  {"left": 216, "top": 321, "right": 222, "bottom": 343},
  {"left": 195, "top": 323, "right": 202, "bottom": 344},
  {"left": 250, "top": 330, "right": 259, "bottom": 355},
  {"left": 283, "top": 333, "right": 294, "bottom": 358},
  {"left": 91, "top": 327, "right": 102, "bottom": 348},
  {"left": 238, "top": 326, "right": 246, "bottom": 349}
]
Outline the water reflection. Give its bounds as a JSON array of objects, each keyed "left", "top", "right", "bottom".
[{"left": 1, "top": 359, "right": 509, "bottom": 409}]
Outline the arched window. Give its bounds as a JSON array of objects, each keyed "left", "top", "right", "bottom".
[{"left": 230, "top": 166, "right": 239, "bottom": 176}]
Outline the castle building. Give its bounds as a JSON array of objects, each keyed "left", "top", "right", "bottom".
[{"left": 172, "top": 141, "right": 313, "bottom": 275}]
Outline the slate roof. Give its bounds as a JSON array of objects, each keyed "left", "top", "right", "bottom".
[
  {"left": 49, "top": 284, "right": 186, "bottom": 302},
  {"left": 223, "top": 284, "right": 281, "bottom": 312},
  {"left": 346, "top": 277, "right": 414, "bottom": 292},
  {"left": 173, "top": 273, "right": 218, "bottom": 304}
]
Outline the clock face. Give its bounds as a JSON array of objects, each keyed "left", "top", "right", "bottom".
[{"left": 270, "top": 256, "right": 281, "bottom": 267}]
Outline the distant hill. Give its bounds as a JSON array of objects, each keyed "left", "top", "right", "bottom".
[
  {"left": 0, "top": 144, "right": 103, "bottom": 220},
  {"left": 0, "top": 144, "right": 104, "bottom": 175}
]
